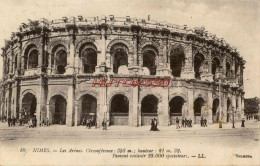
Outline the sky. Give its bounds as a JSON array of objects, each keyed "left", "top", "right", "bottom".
[{"left": 0, "top": 0, "right": 259, "bottom": 98}]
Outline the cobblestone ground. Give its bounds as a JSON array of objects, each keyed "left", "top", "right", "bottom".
[{"left": 0, "top": 120, "right": 259, "bottom": 165}]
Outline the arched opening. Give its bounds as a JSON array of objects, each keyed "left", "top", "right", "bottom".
[
  {"left": 80, "top": 44, "right": 97, "bottom": 73},
  {"left": 28, "top": 49, "right": 38, "bottom": 69},
  {"left": 24, "top": 45, "right": 38, "bottom": 71},
  {"left": 49, "top": 95, "right": 67, "bottom": 125},
  {"left": 194, "top": 53, "right": 205, "bottom": 80},
  {"left": 226, "top": 62, "right": 231, "bottom": 80},
  {"left": 142, "top": 46, "right": 157, "bottom": 75},
  {"left": 194, "top": 97, "right": 204, "bottom": 124},
  {"left": 78, "top": 94, "right": 97, "bottom": 126},
  {"left": 111, "top": 43, "right": 128, "bottom": 74},
  {"left": 21, "top": 93, "right": 37, "bottom": 122},
  {"left": 169, "top": 96, "right": 185, "bottom": 125},
  {"left": 55, "top": 49, "right": 67, "bottom": 74},
  {"left": 110, "top": 94, "right": 129, "bottom": 125},
  {"left": 227, "top": 99, "right": 231, "bottom": 122},
  {"left": 212, "top": 98, "right": 219, "bottom": 123},
  {"left": 212, "top": 58, "right": 221, "bottom": 81},
  {"left": 141, "top": 95, "right": 158, "bottom": 126},
  {"left": 170, "top": 46, "right": 185, "bottom": 77}
]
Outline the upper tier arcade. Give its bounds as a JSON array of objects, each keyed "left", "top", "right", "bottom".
[{"left": 1, "top": 15, "right": 245, "bottom": 89}]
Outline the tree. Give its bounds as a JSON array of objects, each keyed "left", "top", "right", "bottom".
[{"left": 244, "top": 97, "right": 259, "bottom": 114}]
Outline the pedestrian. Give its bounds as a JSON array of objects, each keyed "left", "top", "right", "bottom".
[
  {"left": 150, "top": 119, "right": 155, "bottom": 131},
  {"left": 8, "top": 117, "right": 11, "bottom": 127},
  {"left": 102, "top": 120, "right": 106, "bottom": 130},
  {"left": 241, "top": 118, "right": 245, "bottom": 127},
  {"left": 86, "top": 119, "right": 89, "bottom": 129},
  {"left": 154, "top": 118, "right": 159, "bottom": 131},
  {"left": 204, "top": 118, "right": 207, "bottom": 127},
  {"left": 89, "top": 119, "right": 92, "bottom": 129},
  {"left": 46, "top": 118, "right": 49, "bottom": 126},
  {"left": 181, "top": 118, "right": 184, "bottom": 128},
  {"left": 176, "top": 117, "right": 180, "bottom": 129},
  {"left": 200, "top": 117, "right": 203, "bottom": 127},
  {"left": 190, "top": 119, "right": 192, "bottom": 127},
  {"left": 13, "top": 116, "right": 16, "bottom": 126},
  {"left": 41, "top": 119, "right": 45, "bottom": 127},
  {"left": 19, "top": 118, "right": 22, "bottom": 126},
  {"left": 82, "top": 117, "right": 86, "bottom": 126}
]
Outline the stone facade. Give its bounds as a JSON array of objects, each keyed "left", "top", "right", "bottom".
[{"left": 0, "top": 16, "right": 245, "bottom": 127}]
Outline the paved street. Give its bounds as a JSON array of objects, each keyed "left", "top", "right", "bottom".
[{"left": 0, "top": 120, "right": 259, "bottom": 165}]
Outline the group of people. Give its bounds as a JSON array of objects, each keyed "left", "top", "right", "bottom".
[
  {"left": 7, "top": 116, "right": 16, "bottom": 127},
  {"left": 39, "top": 118, "right": 49, "bottom": 127},
  {"left": 200, "top": 117, "right": 208, "bottom": 127},
  {"left": 81, "top": 117, "right": 97, "bottom": 129},
  {"left": 175, "top": 117, "right": 193, "bottom": 129},
  {"left": 27, "top": 116, "right": 37, "bottom": 128},
  {"left": 150, "top": 118, "right": 159, "bottom": 131}
]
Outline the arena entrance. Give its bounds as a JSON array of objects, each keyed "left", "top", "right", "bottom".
[
  {"left": 141, "top": 95, "right": 158, "bottom": 126},
  {"left": 194, "top": 97, "right": 204, "bottom": 124},
  {"left": 49, "top": 95, "right": 67, "bottom": 125},
  {"left": 169, "top": 96, "right": 184, "bottom": 125},
  {"left": 212, "top": 98, "right": 219, "bottom": 123},
  {"left": 110, "top": 94, "right": 129, "bottom": 125},
  {"left": 21, "top": 93, "right": 37, "bottom": 122},
  {"left": 78, "top": 94, "right": 97, "bottom": 126}
]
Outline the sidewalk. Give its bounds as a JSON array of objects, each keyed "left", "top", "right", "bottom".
[{"left": 0, "top": 120, "right": 259, "bottom": 132}]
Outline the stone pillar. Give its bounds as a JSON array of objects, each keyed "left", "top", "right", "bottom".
[
  {"left": 132, "top": 86, "right": 139, "bottom": 126},
  {"left": 238, "top": 94, "right": 242, "bottom": 120},
  {"left": 96, "top": 24, "right": 107, "bottom": 74},
  {"left": 2, "top": 56, "right": 6, "bottom": 77},
  {"left": 36, "top": 76, "right": 47, "bottom": 126},
  {"left": 207, "top": 90, "right": 213, "bottom": 124},
  {"left": 66, "top": 25, "right": 76, "bottom": 74},
  {"left": 12, "top": 82, "right": 18, "bottom": 118},
  {"left": 10, "top": 47, "right": 14, "bottom": 74},
  {"left": 130, "top": 26, "right": 141, "bottom": 75},
  {"left": 182, "top": 44, "right": 195, "bottom": 79},
  {"left": 162, "top": 88, "right": 169, "bottom": 126},
  {"left": 74, "top": 101, "right": 79, "bottom": 126},
  {"left": 241, "top": 94, "right": 245, "bottom": 118},
  {"left": 37, "top": 31, "right": 45, "bottom": 74},
  {"left": 187, "top": 88, "right": 194, "bottom": 123},
  {"left": 6, "top": 84, "right": 11, "bottom": 119},
  {"left": 66, "top": 77, "right": 75, "bottom": 126},
  {"left": 157, "top": 97, "right": 164, "bottom": 126},
  {"left": 232, "top": 92, "right": 236, "bottom": 121},
  {"left": 74, "top": 51, "right": 80, "bottom": 74},
  {"left": 222, "top": 92, "right": 227, "bottom": 123},
  {"left": 223, "top": 55, "right": 226, "bottom": 80},
  {"left": 161, "top": 36, "right": 171, "bottom": 76}
]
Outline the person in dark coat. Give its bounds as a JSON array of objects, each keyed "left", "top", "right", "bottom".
[
  {"left": 190, "top": 119, "right": 193, "bottom": 127},
  {"left": 181, "top": 118, "right": 184, "bottom": 128},
  {"left": 241, "top": 118, "right": 245, "bottom": 127},
  {"left": 150, "top": 119, "right": 155, "bottom": 131},
  {"left": 176, "top": 117, "right": 180, "bottom": 129},
  {"left": 12, "top": 116, "right": 15, "bottom": 126},
  {"left": 19, "top": 118, "right": 23, "bottom": 126},
  {"left": 8, "top": 117, "right": 11, "bottom": 127},
  {"left": 154, "top": 118, "right": 159, "bottom": 131},
  {"left": 46, "top": 118, "right": 49, "bottom": 126},
  {"left": 200, "top": 117, "right": 203, "bottom": 127},
  {"left": 204, "top": 118, "right": 207, "bottom": 127}
]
